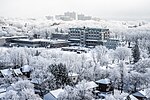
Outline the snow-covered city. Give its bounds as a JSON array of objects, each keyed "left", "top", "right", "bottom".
[{"left": 0, "top": 0, "right": 150, "bottom": 100}]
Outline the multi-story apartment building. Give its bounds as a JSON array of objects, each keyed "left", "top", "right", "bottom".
[{"left": 68, "top": 27, "right": 110, "bottom": 47}]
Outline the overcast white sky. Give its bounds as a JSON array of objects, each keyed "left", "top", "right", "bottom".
[{"left": 0, "top": 0, "right": 150, "bottom": 20}]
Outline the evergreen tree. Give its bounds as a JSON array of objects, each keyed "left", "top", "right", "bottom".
[
  {"left": 33, "top": 34, "right": 38, "bottom": 39},
  {"left": 49, "top": 63, "right": 70, "bottom": 88},
  {"left": 132, "top": 43, "right": 140, "bottom": 63}
]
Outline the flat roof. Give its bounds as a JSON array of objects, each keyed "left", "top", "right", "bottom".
[
  {"left": 69, "top": 27, "right": 109, "bottom": 31},
  {"left": 0, "top": 36, "right": 28, "bottom": 39},
  {"left": 13, "top": 39, "right": 69, "bottom": 44}
]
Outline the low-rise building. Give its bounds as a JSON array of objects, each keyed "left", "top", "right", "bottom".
[
  {"left": 51, "top": 33, "right": 68, "bottom": 40},
  {"left": 103, "top": 38, "right": 120, "bottom": 49},
  {"left": 9, "top": 39, "right": 69, "bottom": 48},
  {"left": 0, "top": 36, "right": 27, "bottom": 46}
]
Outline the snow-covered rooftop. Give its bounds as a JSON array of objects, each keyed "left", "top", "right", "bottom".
[
  {"left": 95, "top": 78, "right": 111, "bottom": 84},
  {"left": 13, "top": 68, "right": 22, "bottom": 76},
  {"left": 22, "top": 65, "right": 31, "bottom": 72},
  {"left": 0, "top": 92, "right": 6, "bottom": 99},
  {"left": 85, "top": 81, "right": 98, "bottom": 90},
  {"left": 30, "top": 78, "right": 46, "bottom": 85},
  {"left": 62, "top": 46, "right": 88, "bottom": 51},
  {"left": 76, "top": 81, "right": 98, "bottom": 90},
  {"left": 68, "top": 73, "right": 79, "bottom": 77},
  {"left": 129, "top": 95, "right": 138, "bottom": 100},
  {"left": 0, "top": 87, "right": 6, "bottom": 93},
  {"left": 44, "top": 93, "right": 56, "bottom": 100},
  {"left": 50, "top": 88, "right": 64, "bottom": 99},
  {"left": 0, "top": 68, "right": 13, "bottom": 76},
  {"left": 132, "top": 91, "right": 146, "bottom": 97},
  {"left": 0, "top": 36, "right": 28, "bottom": 39},
  {"left": 132, "top": 88, "right": 150, "bottom": 98},
  {"left": 14, "top": 39, "right": 68, "bottom": 44}
]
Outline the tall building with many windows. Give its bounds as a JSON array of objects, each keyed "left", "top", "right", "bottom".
[{"left": 68, "top": 27, "right": 110, "bottom": 47}]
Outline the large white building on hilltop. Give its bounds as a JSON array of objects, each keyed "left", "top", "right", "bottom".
[
  {"left": 68, "top": 27, "right": 110, "bottom": 47},
  {"left": 77, "top": 14, "right": 92, "bottom": 20}
]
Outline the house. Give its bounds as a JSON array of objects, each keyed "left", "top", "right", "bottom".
[
  {"left": 131, "top": 88, "right": 150, "bottom": 100},
  {"left": 31, "top": 78, "right": 49, "bottom": 96},
  {"left": 21, "top": 65, "right": 32, "bottom": 78},
  {"left": 76, "top": 81, "right": 98, "bottom": 92},
  {"left": 95, "top": 78, "right": 114, "bottom": 93},
  {"left": 0, "top": 68, "right": 13, "bottom": 77},
  {"left": 68, "top": 72, "right": 79, "bottom": 83},
  {"left": 126, "top": 95, "right": 138, "bottom": 100},
  {"left": 13, "top": 68, "right": 23, "bottom": 77},
  {"left": 44, "top": 88, "right": 64, "bottom": 100},
  {"left": 85, "top": 81, "right": 98, "bottom": 91},
  {"left": 43, "top": 93, "right": 57, "bottom": 100},
  {"left": 0, "top": 68, "right": 23, "bottom": 78}
]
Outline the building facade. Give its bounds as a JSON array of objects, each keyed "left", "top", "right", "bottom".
[
  {"left": 68, "top": 27, "right": 110, "bottom": 47},
  {"left": 64, "top": 12, "right": 76, "bottom": 20},
  {"left": 103, "top": 38, "right": 120, "bottom": 49},
  {"left": 10, "top": 39, "right": 69, "bottom": 48},
  {"left": 77, "top": 14, "right": 92, "bottom": 20}
]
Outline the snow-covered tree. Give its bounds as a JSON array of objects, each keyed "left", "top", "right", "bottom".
[
  {"left": 58, "top": 80, "right": 94, "bottom": 100},
  {"left": 3, "top": 90, "right": 19, "bottom": 100},
  {"left": 4, "top": 80, "right": 42, "bottom": 100},
  {"left": 114, "top": 47, "right": 132, "bottom": 62},
  {"left": 8, "top": 47, "right": 28, "bottom": 66}
]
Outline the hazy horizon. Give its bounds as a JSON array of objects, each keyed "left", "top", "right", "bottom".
[{"left": 0, "top": 0, "right": 150, "bottom": 20}]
